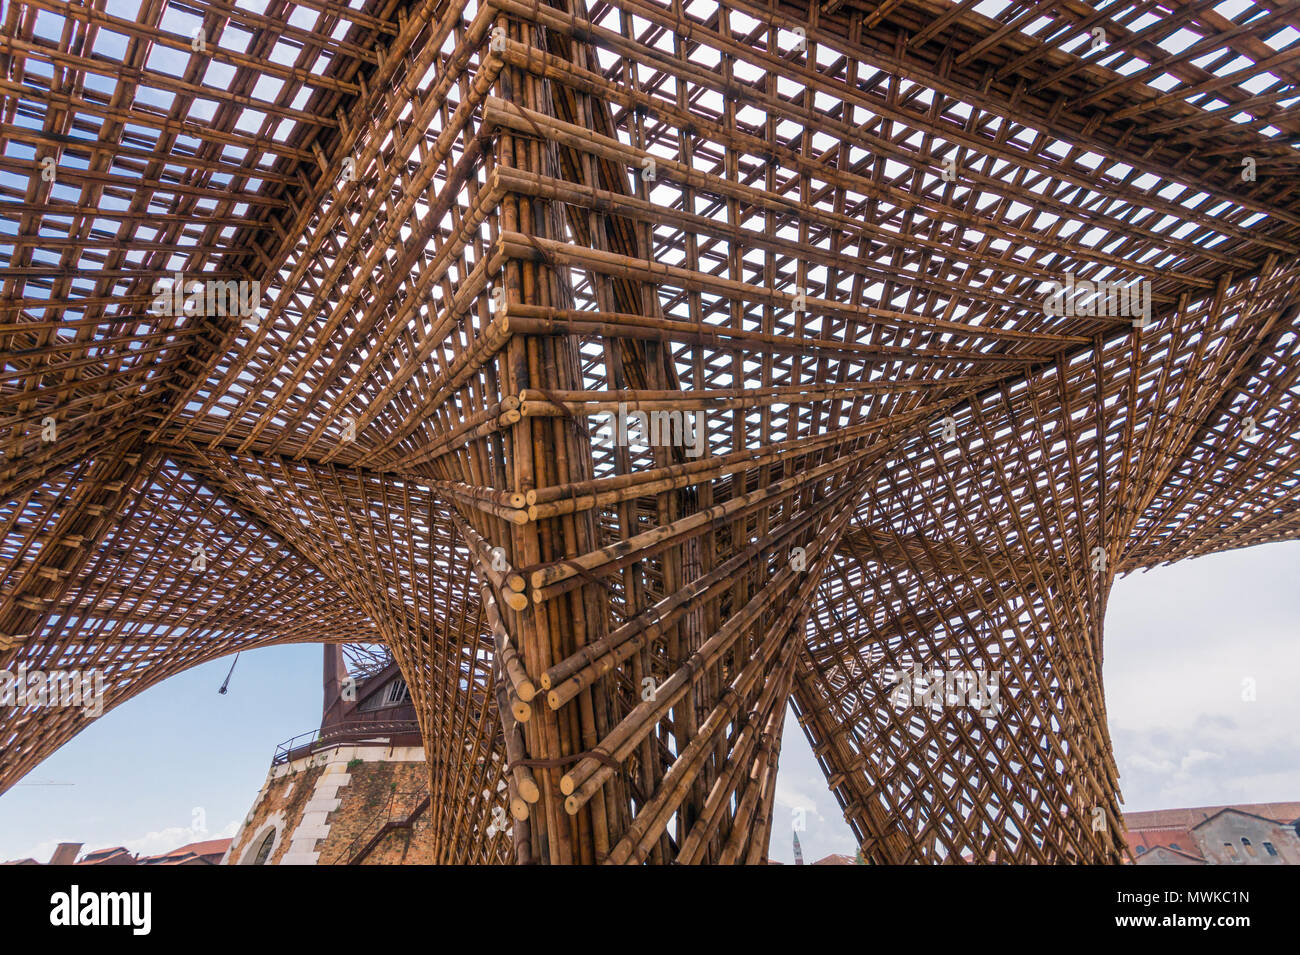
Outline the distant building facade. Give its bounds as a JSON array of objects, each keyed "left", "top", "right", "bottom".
[
  {"left": 3, "top": 839, "right": 230, "bottom": 866},
  {"left": 1126, "top": 802, "right": 1300, "bottom": 865},
  {"left": 139, "top": 839, "right": 231, "bottom": 865}
]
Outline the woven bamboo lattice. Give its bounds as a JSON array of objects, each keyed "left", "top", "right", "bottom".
[{"left": 2, "top": 0, "right": 1298, "bottom": 864}]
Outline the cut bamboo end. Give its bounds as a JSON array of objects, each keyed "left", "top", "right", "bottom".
[
  {"left": 516, "top": 678, "right": 536, "bottom": 703},
  {"left": 505, "top": 571, "right": 526, "bottom": 592},
  {"left": 510, "top": 797, "right": 529, "bottom": 821},
  {"left": 503, "top": 589, "right": 529, "bottom": 612},
  {"left": 519, "top": 777, "right": 540, "bottom": 803},
  {"left": 547, "top": 681, "right": 581, "bottom": 710},
  {"left": 539, "top": 672, "right": 553, "bottom": 690},
  {"left": 564, "top": 795, "right": 581, "bottom": 816},
  {"left": 512, "top": 700, "right": 531, "bottom": 723},
  {"left": 560, "top": 774, "right": 576, "bottom": 796}
]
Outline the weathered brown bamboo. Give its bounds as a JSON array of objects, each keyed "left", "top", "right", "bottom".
[{"left": 2, "top": 0, "right": 1298, "bottom": 866}]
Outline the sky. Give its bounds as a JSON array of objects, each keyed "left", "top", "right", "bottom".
[
  {"left": 0, "top": 643, "right": 321, "bottom": 863},
  {"left": 0, "top": 539, "right": 1296, "bottom": 863}
]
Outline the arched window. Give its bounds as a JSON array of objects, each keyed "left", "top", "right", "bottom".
[
  {"left": 239, "top": 818, "right": 284, "bottom": 865},
  {"left": 1242, "top": 837, "right": 1256, "bottom": 857},
  {"left": 1263, "top": 842, "right": 1278, "bottom": 857},
  {"left": 251, "top": 828, "right": 276, "bottom": 865}
]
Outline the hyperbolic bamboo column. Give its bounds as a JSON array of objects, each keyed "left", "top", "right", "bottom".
[
  {"left": 0, "top": 449, "right": 378, "bottom": 793},
  {"left": 457, "top": 0, "right": 882, "bottom": 863},
  {"left": 788, "top": 254, "right": 1300, "bottom": 864},
  {"left": 486, "top": 6, "right": 618, "bottom": 864},
  {"left": 793, "top": 354, "right": 1127, "bottom": 864},
  {"left": 0, "top": 441, "right": 152, "bottom": 787}
]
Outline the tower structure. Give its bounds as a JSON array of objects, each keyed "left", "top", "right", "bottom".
[{"left": 223, "top": 644, "right": 442, "bottom": 866}]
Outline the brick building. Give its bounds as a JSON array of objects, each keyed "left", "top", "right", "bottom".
[
  {"left": 1125, "top": 802, "right": 1300, "bottom": 865},
  {"left": 222, "top": 646, "right": 444, "bottom": 865},
  {"left": 140, "top": 839, "right": 232, "bottom": 865}
]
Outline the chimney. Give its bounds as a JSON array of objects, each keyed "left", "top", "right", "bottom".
[
  {"left": 48, "top": 843, "right": 82, "bottom": 866},
  {"left": 322, "top": 643, "right": 350, "bottom": 727}
]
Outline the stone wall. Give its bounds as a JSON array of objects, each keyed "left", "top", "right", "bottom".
[
  {"left": 1195, "top": 812, "right": 1300, "bottom": 865},
  {"left": 222, "top": 744, "right": 433, "bottom": 865}
]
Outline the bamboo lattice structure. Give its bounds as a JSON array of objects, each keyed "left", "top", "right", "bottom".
[{"left": 2, "top": 0, "right": 1298, "bottom": 863}]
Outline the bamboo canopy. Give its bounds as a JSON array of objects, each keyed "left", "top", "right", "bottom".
[{"left": 2, "top": 0, "right": 1298, "bottom": 864}]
